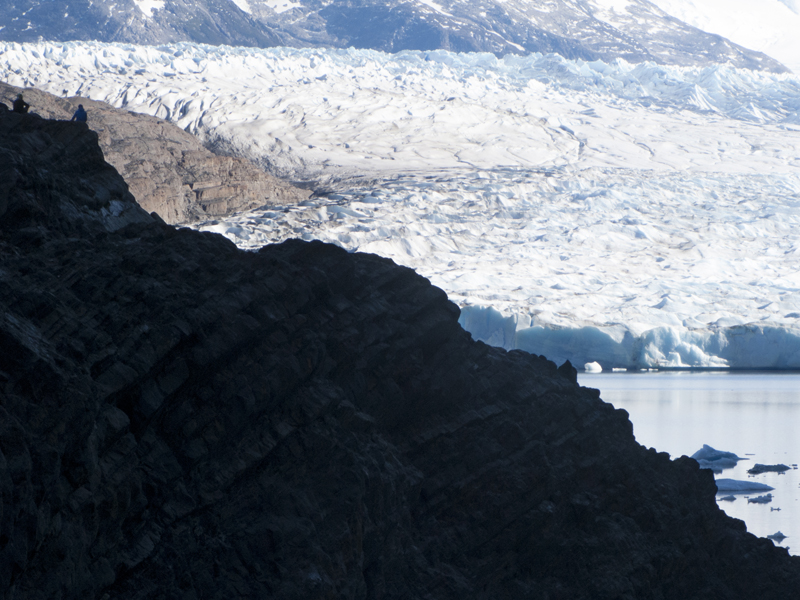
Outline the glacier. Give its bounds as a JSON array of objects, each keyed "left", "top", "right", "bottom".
[{"left": 2, "top": 41, "right": 800, "bottom": 369}]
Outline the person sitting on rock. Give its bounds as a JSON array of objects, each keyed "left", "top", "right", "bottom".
[
  {"left": 12, "top": 94, "right": 30, "bottom": 114},
  {"left": 71, "top": 104, "right": 87, "bottom": 122}
]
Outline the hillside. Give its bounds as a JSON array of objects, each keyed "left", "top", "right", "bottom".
[
  {"left": 0, "top": 82, "right": 309, "bottom": 224},
  {"left": 2, "top": 92, "right": 800, "bottom": 599}
]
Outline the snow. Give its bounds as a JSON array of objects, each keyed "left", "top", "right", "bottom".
[
  {"left": 132, "top": 0, "right": 164, "bottom": 17},
  {"left": 779, "top": 0, "right": 800, "bottom": 13},
  {"left": 230, "top": 0, "right": 252, "bottom": 14},
  {"left": 715, "top": 479, "right": 775, "bottom": 493},
  {"left": 415, "top": 0, "right": 453, "bottom": 16},
  {"left": 590, "top": 0, "right": 633, "bottom": 26},
  {"left": 2, "top": 41, "right": 800, "bottom": 369},
  {"left": 592, "top": 0, "right": 633, "bottom": 11},
  {"left": 649, "top": 0, "right": 800, "bottom": 74},
  {"left": 259, "top": 0, "right": 301, "bottom": 13}
]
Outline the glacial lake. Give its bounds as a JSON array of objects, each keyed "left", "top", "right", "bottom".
[{"left": 579, "top": 371, "right": 800, "bottom": 556}]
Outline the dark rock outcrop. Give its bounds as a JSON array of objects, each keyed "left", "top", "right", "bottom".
[
  {"left": 0, "top": 82, "right": 310, "bottom": 224},
  {"left": 2, "top": 106, "right": 800, "bottom": 599}
]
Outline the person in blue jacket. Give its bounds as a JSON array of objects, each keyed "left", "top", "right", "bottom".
[{"left": 71, "top": 104, "right": 87, "bottom": 122}]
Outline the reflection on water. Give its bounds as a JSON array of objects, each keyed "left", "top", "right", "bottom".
[{"left": 579, "top": 371, "right": 800, "bottom": 555}]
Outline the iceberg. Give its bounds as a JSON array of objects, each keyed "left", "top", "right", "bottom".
[
  {"left": 691, "top": 445, "right": 745, "bottom": 473},
  {"left": 747, "top": 493, "right": 774, "bottom": 504},
  {"left": 747, "top": 464, "right": 791, "bottom": 475},
  {"left": 715, "top": 479, "right": 775, "bottom": 493}
]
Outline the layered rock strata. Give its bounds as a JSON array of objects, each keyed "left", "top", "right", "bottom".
[
  {"left": 0, "top": 82, "right": 310, "bottom": 224},
  {"left": 2, "top": 107, "right": 800, "bottom": 599}
]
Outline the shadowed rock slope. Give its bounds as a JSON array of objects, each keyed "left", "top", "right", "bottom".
[
  {"left": 2, "top": 107, "right": 800, "bottom": 600},
  {"left": 1, "top": 82, "right": 310, "bottom": 224}
]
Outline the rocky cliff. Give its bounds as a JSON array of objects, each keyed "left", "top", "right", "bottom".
[
  {"left": 2, "top": 106, "right": 800, "bottom": 599},
  {"left": 0, "top": 82, "right": 310, "bottom": 224}
]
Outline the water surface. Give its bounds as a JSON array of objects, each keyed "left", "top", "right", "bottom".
[{"left": 579, "top": 371, "right": 800, "bottom": 555}]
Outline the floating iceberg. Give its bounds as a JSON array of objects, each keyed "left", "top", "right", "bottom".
[
  {"left": 747, "top": 464, "right": 790, "bottom": 475},
  {"left": 691, "top": 445, "right": 745, "bottom": 473},
  {"left": 747, "top": 493, "right": 774, "bottom": 504},
  {"left": 715, "top": 479, "right": 775, "bottom": 493}
]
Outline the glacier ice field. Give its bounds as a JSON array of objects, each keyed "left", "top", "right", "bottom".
[{"left": 3, "top": 41, "right": 800, "bottom": 369}]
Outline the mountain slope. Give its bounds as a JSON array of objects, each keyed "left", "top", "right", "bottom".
[
  {"left": 648, "top": 0, "right": 800, "bottom": 73},
  {"left": 0, "top": 82, "right": 310, "bottom": 223},
  {"left": 3, "top": 86, "right": 800, "bottom": 600},
  {"left": 0, "top": 0, "right": 788, "bottom": 72}
]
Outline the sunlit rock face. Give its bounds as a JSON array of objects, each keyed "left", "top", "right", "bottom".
[
  {"left": 0, "top": 82, "right": 310, "bottom": 224},
  {"left": 0, "top": 0, "right": 788, "bottom": 72}
]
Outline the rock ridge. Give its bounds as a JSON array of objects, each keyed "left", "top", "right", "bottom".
[
  {"left": 0, "top": 82, "right": 310, "bottom": 224},
  {"left": 2, "top": 106, "right": 800, "bottom": 599}
]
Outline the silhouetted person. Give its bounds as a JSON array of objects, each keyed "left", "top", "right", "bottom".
[
  {"left": 71, "top": 104, "right": 87, "bottom": 122},
  {"left": 12, "top": 94, "right": 29, "bottom": 114}
]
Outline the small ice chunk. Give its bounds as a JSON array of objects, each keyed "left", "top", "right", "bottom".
[
  {"left": 747, "top": 464, "right": 790, "bottom": 475},
  {"left": 717, "top": 495, "right": 737, "bottom": 502},
  {"left": 767, "top": 531, "right": 787, "bottom": 541},
  {"left": 747, "top": 493, "right": 773, "bottom": 504},
  {"left": 584, "top": 361, "right": 602, "bottom": 373},
  {"left": 715, "top": 479, "right": 774, "bottom": 493}
]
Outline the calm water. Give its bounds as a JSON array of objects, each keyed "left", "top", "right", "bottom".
[{"left": 579, "top": 371, "right": 800, "bottom": 555}]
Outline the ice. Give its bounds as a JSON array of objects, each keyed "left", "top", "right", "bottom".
[
  {"left": 748, "top": 464, "right": 791, "bottom": 475},
  {"left": 748, "top": 493, "right": 774, "bottom": 504},
  {"left": 3, "top": 42, "right": 800, "bottom": 369},
  {"left": 715, "top": 479, "right": 775, "bottom": 493},
  {"left": 691, "top": 445, "right": 745, "bottom": 473}
]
